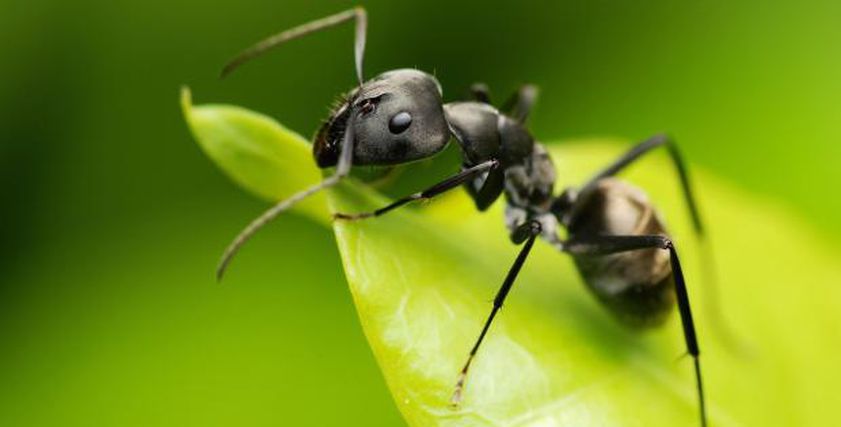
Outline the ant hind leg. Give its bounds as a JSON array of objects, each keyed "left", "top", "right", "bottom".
[{"left": 563, "top": 234, "right": 707, "bottom": 427}]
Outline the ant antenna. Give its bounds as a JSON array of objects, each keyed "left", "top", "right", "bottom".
[
  {"left": 216, "top": 8, "right": 369, "bottom": 280},
  {"left": 220, "top": 7, "right": 367, "bottom": 85},
  {"left": 216, "top": 121, "right": 356, "bottom": 281}
]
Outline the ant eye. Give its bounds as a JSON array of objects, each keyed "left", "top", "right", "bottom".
[{"left": 388, "top": 111, "right": 412, "bottom": 134}]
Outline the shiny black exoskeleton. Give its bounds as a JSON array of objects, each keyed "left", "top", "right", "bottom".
[{"left": 215, "top": 7, "right": 709, "bottom": 426}]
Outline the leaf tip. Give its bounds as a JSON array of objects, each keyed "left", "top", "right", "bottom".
[{"left": 180, "top": 85, "right": 193, "bottom": 119}]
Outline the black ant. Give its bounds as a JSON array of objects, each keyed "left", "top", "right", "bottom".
[{"left": 217, "top": 7, "right": 708, "bottom": 426}]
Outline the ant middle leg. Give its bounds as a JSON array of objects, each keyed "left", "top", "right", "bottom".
[
  {"left": 450, "top": 220, "right": 542, "bottom": 406},
  {"left": 333, "top": 159, "right": 499, "bottom": 220}
]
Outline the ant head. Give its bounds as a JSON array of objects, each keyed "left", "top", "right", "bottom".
[{"left": 314, "top": 69, "right": 450, "bottom": 167}]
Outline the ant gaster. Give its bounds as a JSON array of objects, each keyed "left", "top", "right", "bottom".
[{"left": 217, "top": 7, "right": 708, "bottom": 426}]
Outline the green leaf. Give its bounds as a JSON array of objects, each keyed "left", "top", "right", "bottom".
[
  {"left": 182, "top": 91, "right": 841, "bottom": 426},
  {"left": 180, "top": 86, "right": 328, "bottom": 224}
]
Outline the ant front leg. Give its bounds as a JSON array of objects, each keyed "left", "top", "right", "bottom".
[
  {"left": 333, "top": 159, "right": 498, "bottom": 221},
  {"left": 564, "top": 234, "right": 708, "bottom": 427}
]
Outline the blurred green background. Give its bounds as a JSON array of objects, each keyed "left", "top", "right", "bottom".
[{"left": 2, "top": 0, "right": 839, "bottom": 425}]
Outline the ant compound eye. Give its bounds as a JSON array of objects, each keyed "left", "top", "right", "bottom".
[{"left": 388, "top": 111, "right": 412, "bottom": 134}]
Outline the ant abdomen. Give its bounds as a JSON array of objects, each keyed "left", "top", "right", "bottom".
[{"left": 567, "top": 178, "right": 676, "bottom": 327}]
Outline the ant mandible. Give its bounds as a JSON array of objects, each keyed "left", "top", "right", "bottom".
[{"left": 216, "top": 7, "right": 708, "bottom": 426}]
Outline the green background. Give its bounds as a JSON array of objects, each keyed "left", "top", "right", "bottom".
[{"left": 2, "top": 0, "right": 839, "bottom": 425}]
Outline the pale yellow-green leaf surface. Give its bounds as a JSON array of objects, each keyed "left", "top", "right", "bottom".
[
  {"left": 180, "top": 87, "right": 328, "bottom": 224},
  {"left": 182, "top": 88, "right": 841, "bottom": 426}
]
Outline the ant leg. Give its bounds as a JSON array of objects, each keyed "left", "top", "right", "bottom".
[
  {"left": 579, "top": 134, "right": 703, "bottom": 235},
  {"left": 469, "top": 82, "right": 492, "bottom": 104},
  {"left": 451, "top": 220, "right": 542, "bottom": 406},
  {"left": 221, "top": 7, "right": 367, "bottom": 84},
  {"left": 464, "top": 166, "right": 505, "bottom": 211},
  {"left": 564, "top": 234, "right": 707, "bottom": 427},
  {"left": 579, "top": 135, "right": 744, "bottom": 352},
  {"left": 470, "top": 83, "right": 538, "bottom": 123},
  {"left": 333, "top": 159, "right": 499, "bottom": 220},
  {"left": 500, "top": 84, "right": 539, "bottom": 124},
  {"left": 216, "top": 121, "right": 357, "bottom": 281}
]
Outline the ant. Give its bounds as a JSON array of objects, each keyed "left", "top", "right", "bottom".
[{"left": 216, "top": 7, "right": 708, "bottom": 426}]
